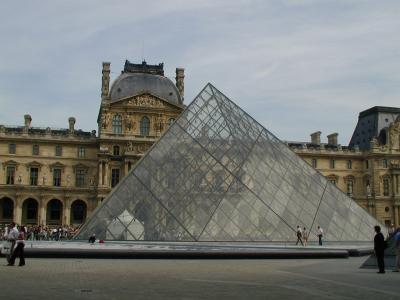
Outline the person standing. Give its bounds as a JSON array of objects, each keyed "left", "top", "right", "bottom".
[
  {"left": 393, "top": 228, "right": 400, "bottom": 272},
  {"left": 295, "top": 226, "right": 304, "bottom": 246},
  {"left": 6, "top": 222, "right": 19, "bottom": 264},
  {"left": 374, "top": 225, "right": 386, "bottom": 274},
  {"left": 317, "top": 226, "right": 324, "bottom": 246},
  {"left": 302, "top": 227, "right": 308, "bottom": 247},
  {"left": 8, "top": 226, "right": 26, "bottom": 266}
]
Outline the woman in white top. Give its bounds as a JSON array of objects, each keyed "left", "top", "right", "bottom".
[{"left": 8, "top": 227, "right": 25, "bottom": 266}]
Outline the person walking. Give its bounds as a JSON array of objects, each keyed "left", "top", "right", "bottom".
[
  {"left": 295, "top": 226, "right": 304, "bottom": 246},
  {"left": 8, "top": 226, "right": 26, "bottom": 266},
  {"left": 6, "top": 222, "right": 19, "bottom": 264},
  {"left": 393, "top": 228, "right": 400, "bottom": 272},
  {"left": 317, "top": 226, "right": 323, "bottom": 246},
  {"left": 374, "top": 225, "right": 386, "bottom": 274},
  {"left": 302, "top": 227, "right": 308, "bottom": 247}
]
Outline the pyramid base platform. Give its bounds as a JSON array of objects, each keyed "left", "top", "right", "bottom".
[{"left": 1, "top": 241, "right": 373, "bottom": 259}]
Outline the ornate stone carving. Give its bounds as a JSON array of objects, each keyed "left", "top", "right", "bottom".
[
  {"left": 125, "top": 142, "right": 149, "bottom": 154},
  {"left": 127, "top": 95, "right": 165, "bottom": 108},
  {"left": 101, "top": 112, "right": 112, "bottom": 129},
  {"left": 389, "top": 120, "right": 400, "bottom": 150},
  {"left": 125, "top": 115, "right": 136, "bottom": 132}
]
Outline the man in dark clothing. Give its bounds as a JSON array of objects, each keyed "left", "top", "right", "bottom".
[
  {"left": 374, "top": 225, "right": 386, "bottom": 274},
  {"left": 295, "top": 226, "right": 304, "bottom": 246}
]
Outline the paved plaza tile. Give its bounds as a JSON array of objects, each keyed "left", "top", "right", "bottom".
[{"left": 1, "top": 257, "right": 399, "bottom": 300}]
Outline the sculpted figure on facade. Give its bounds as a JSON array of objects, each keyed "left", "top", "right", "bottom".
[
  {"left": 389, "top": 121, "right": 400, "bottom": 150},
  {"left": 124, "top": 115, "right": 136, "bottom": 132}
]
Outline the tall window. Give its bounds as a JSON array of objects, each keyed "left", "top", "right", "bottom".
[
  {"left": 113, "top": 145, "right": 120, "bottom": 156},
  {"left": 347, "top": 160, "right": 352, "bottom": 169},
  {"left": 53, "top": 169, "right": 62, "bottom": 187},
  {"left": 76, "top": 169, "right": 85, "bottom": 187},
  {"left": 32, "top": 144, "right": 39, "bottom": 155},
  {"left": 9, "top": 144, "right": 16, "bottom": 154},
  {"left": 30, "top": 168, "right": 39, "bottom": 186},
  {"left": 55, "top": 145, "right": 62, "bottom": 157},
  {"left": 6, "top": 166, "right": 15, "bottom": 185},
  {"left": 168, "top": 118, "right": 175, "bottom": 127},
  {"left": 383, "top": 178, "right": 390, "bottom": 196},
  {"left": 111, "top": 169, "right": 120, "bottom": 187},
  {"left": 78, "top": 146, "right": 85, "bottom": 158},
  {"left": 330, "top": 159, "right": 335, "bottom": 169},
  {"left": 140, "top": 116, "right": 150, "bottom": 136},
  {"left": 365, "top": 160, "right": 369, "bottom": 169},
  {"left": 346, "top": 180, "right": 354, "bottom": 196},
  {"left": 112, "top": 114, "right": 122, "bottom": 134},
  {"left": 382, "top": 159, "right": 388, "bottom": 168},
  {"left": 311, "top": 159, "right": 317, "bottom": 168}
]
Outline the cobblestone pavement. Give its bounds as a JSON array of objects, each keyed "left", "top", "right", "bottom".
[{"left": 1, "top": 257, "right": 399, "bottom": 300}]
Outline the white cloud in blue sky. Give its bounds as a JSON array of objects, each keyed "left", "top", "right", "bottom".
[{"left": 0, "top": 0, "right": 399, "bottom": 144}]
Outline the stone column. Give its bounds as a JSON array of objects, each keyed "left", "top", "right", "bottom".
[
  {"left": 104, "top": 162, "right": 109, "bottom": 187},
  {"left": 39, "top": 201, "right": 46, "bottom": 226},
  {"left": 63, "top": 200, "right": 70, "bottom": 226},
  {"left": 14, "top": 202, "right": 22, "bottom": 225},
  {"left": 124, "top": 161, "right": 129, "bottom": 177},
  {"left": 395, "top": 205, "right": 399, "bottom": 227},
  {"left": 98, "top": 161, "right": 103, "bottom": 186}
]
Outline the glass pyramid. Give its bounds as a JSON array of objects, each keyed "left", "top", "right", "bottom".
[{"left": 76, "top": 83, "right": 384, "bottom": 242}]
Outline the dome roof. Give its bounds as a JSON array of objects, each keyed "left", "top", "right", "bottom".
[{"left": 109, "top": 73, "right": 182, "bottom": 105}]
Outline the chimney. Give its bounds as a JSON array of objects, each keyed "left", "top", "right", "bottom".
[
  {"left": 310, "top": 131, "right": 321, "bottom": 145},
  {"left": 175, "top": 68, "right": 184, "bottom": 102},
  {"left": 327, "top": 133, "right": 338, "bottom": 146},
  {"left": 24, "top": 114, "right": 32, "bottom": 127},
  {"left": 102, "top": 62, "right": 111, "bottom": 98},
  {"left": 68, "top": 117, "right": 76, "bottom": 133}
]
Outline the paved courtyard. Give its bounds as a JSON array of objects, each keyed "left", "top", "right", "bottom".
[{"left": 1, "top": 257, "right": 399, "bottom": 300}]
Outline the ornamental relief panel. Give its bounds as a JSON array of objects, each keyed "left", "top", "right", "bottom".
[
  {"left": 389, "top": 120, "right": 400, "bottom": 150},
  {"left": 125, "top": 141, "right": 150, "bottom": 154},
  {"left": 127, "top": 94, "right": 165, "bottom": 108}
]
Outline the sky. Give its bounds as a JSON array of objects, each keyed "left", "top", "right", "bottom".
[{"left": 0, "top": 0, "right": 399, "bottom": 145}]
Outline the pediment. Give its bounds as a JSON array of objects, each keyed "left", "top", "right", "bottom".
[
  {"left": 73, "top": 163, "right": 89, "bottom": 171},
  {"left": 2, "top": 160, "right": 19, "bottom": 170},
  {"left": 26, "top": 160, "right": 43, "bottom": 170},
  {"left": 113, "top": 92, "right": 183, "bottom": 110},
  {"left": 49, "top": 162, "right": 66, "bottom": 172}
]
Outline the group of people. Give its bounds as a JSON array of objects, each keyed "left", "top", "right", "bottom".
[
  {"left": 1, "top": 225, "right": 79, "bottom": 241},
  {"left": 295, "top": 225, "right": 324, "bottom": 246},
  {"left": 374, "top": 225, "right": 400, "bottom": 274}
]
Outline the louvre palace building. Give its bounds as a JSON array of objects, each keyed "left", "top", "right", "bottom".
[{"left": 0, "top": 60, "right": 399, "bottom": 230}]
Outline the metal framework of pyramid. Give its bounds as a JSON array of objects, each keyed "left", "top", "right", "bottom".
[{"left": 76, "top": 83, "right": 384, "bottom": 242}]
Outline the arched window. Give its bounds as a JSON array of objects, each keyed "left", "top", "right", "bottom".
[
  {"left": 71, "top": 200, "right": 87, "bottom": 224},
  {"left": 112, "top": 114, "right": 122, "bottom": 134},
  {"left": 378, "top": 129, "right": 387, "bottom": 145},
  {"left": 140, "top": 116, "right": 150, "bottom": 136},
  {"left": 47, "top": 199, "right": 63, "bottom": 224}
]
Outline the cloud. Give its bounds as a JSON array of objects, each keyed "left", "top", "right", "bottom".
[{"left": 0, "top": 1, "right": 399, "bottom": 145}]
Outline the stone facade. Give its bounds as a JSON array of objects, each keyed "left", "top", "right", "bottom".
[
  {"left": 290, "top": 109, "right": 400, "bottom": 228},
  {"left": 0, "top": 60, "right": 184, "bottom": 227}
]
